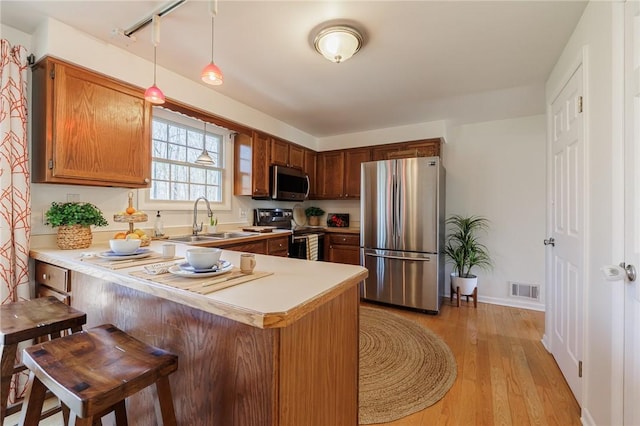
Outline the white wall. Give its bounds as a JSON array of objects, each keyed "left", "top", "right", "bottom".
[
  {"left": 443, "top": 115, "right": 546, "bottom": 310},
  {"left": 544, "top": 1, "right": 622, "bottom": 424}
]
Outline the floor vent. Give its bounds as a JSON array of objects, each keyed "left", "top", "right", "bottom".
[{"left": 510, "top": 282, "right": 540, "bottom": 300}]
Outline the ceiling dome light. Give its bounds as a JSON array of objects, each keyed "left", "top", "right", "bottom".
[{"left": 314, "top": 25, "right": 363, "bottom": 63}]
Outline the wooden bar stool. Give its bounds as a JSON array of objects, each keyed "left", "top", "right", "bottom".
[
  {"left": 19, "top": 324, "right": 178, "bottom": 426},
  {"left": 1, "top": 296, "right": 86, "bottom": 424}
]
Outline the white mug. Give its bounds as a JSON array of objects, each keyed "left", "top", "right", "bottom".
[
  {"left": 161, "top": 243, "right": 176, "bottom": 259},
  {"left": 240, "top": 253, "right": 256, "bottom": 274}
]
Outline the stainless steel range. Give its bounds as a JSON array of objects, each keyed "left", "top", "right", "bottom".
[{"left": 253, "top": 208, "right": 325, "bottom": 260}]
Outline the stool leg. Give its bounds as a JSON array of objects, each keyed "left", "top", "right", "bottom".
[
  {"left": 17, "top": 372, "right": 46, "bottom": 426},
  {"left": 1, "top": 343, "right": 18, "bottom": 423},
  {"left": 153, "top": 376, "right": 177, "bottom": 426},
  {"left": 113, "top": 400, "right": 128, "bottom": 426}
]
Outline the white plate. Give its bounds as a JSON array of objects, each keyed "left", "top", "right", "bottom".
[
  {"left": 97, "top": 249, "right": 152, "bottom": 260},
  {"left": 178, "top": 260, "right": 231, "bottom": 273},
  {"left": 168, "top": 262, "right": 233, "bottom": 278}
]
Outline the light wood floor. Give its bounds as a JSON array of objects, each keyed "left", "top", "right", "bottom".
[{"left": 362, "top": 299, "right": 581, "bottom": 425}]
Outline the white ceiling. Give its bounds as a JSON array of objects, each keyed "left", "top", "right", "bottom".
[{"left": 1, "top": 1, "right": 587, "bottom": 138}]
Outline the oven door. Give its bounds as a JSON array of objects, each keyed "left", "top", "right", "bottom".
[{"left": 289, "top": 233, "right": 325, "bottom": 260}]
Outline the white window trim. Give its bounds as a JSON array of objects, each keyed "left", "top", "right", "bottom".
[{"left": 138, "top": 107, "right": 234, "bottom": 212}]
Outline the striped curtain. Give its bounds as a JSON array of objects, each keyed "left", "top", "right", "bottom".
[{"left": 0, "top": 39, "right": 31, "bottom": 403}]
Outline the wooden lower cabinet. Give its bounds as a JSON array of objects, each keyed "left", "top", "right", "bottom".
[
  {"left": 71, "top": 273, "right": 359, "bottom": 425},
  {"left": 325, "top": 233, "right": 361, "bottom": 265},
  {"left": 204, "top": 235, "right": 289, "bottom": 257},
  {"left": 35, "top": 260, "right": 71, "bottom": 304}
]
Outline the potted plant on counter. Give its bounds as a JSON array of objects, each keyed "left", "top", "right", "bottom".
[
  {"left": 305, "top": 206, "right": 325, "bottom": 226},
  {"left": 444, "top": 214, "right": 492, "bottom": 299},
  {"left": 45, "top": 201, "right": 109, "bottom": 249}
]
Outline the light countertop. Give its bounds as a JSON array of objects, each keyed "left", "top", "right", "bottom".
[{"left": 30, "top": 240, "right": 367, "bottom": 329}]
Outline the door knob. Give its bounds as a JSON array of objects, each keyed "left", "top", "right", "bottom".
[
  {"left": 620, "top": 262, "right": 637, "bottom": 282},
  {"left": 544, "top": 237, "right": 555, "bottom": 247}
]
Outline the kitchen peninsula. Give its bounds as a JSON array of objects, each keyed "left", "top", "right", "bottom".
[{"left": 30, "top": 241, "right": 367, "bottom": 425}]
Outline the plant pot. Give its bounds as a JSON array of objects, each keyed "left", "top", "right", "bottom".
[
  {"left": 451, "top": 272, "right": 478, "bottom": 296},
  {"left": 308, "top": 216, "right": 320, "bottom": 226},
  {"left": 204, "top": 225, "right": 217, "bottom": 234},
  {"left": 56, "top": 224, "right": 93, "bottom": 250}
]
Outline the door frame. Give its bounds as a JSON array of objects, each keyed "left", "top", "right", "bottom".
[{"left": 543, "top": 46, "right": 589, "bottom": 408}]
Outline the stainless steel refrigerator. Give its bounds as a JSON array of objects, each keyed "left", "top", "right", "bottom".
[{"left": 360, "top": 157, "right": 445, "bottom": 313}]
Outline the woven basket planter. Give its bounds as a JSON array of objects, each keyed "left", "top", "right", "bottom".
[{"left": 56, "top": 225, "right": 93, "bottom": 250}]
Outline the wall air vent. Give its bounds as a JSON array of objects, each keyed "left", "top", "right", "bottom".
[{"left": 510, "top": 282, "right": 540, "bottom": 300}]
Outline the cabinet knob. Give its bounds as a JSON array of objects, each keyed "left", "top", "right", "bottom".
[
  {"left": 342, "top": 238, "right": 347, "bottom": 242},
  {"left": 42, "top": 273, "right": 48, "bottom": 280},
  {"left": 144, "top": 178, "right": 150, "bottom": 183}
]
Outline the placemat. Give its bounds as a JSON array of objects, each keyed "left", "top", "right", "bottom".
[
  {"left": 129, "top": 269, "right": 273, "bottom": 295},
  {"left": 81, "top": 252, "right": 183, "bottom": 270}
]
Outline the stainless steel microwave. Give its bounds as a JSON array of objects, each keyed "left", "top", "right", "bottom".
[{"left": 271, "top": 165, "right": 309, "bottom": 201}]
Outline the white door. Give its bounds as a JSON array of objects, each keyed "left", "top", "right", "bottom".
[
  {"left": 549, "top": 65, "right": 584, "bottom": 402},
  {"left": 623, "top": 1, "right": 640, "bottom": 424}
]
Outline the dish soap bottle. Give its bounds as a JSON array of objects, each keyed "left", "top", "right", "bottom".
[{"left": 154, "top": 211, "right": 164, "bottom": 237}]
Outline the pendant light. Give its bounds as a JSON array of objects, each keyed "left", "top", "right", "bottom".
[
  {"left": 144, "top": 15, "right": 165, "bottom": 104},
  {"left": 201, "top": 0, "right": 223, "bottom": 85},
  {"left": 195, "top": 122, "right": 215, "bottom": 165}
]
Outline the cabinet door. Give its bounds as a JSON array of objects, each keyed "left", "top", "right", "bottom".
[
  {"left": 271, "top": 138, "right": 289, "bottom": 166},
  {"left": 304, "top": 149, "right": 317, "bottom": 199},
  {"left": 317, "top": 151, "right": 345, "bottom": 198},
  {"left": 405, "top": 139, "right": 441, "bottom": 158},
  {"left": 326, "top": 233, "right": 361, "bottom": 265},
  {"left": 252, "top": 132, "right": 271, "bottom": 198},
  {"left": 344, "top": 148, "right": 370, "bottom": 199},
  {"left": 32, "top": 57, "right": 151, "bottom": 188},
  {"left": 288, "top": 145, "right": 305, "bottom": 170},
  {"left": 267, "top": 236, "right": 289, "bottom": 257},
  {"left": 220, "top": 240, "right": 267, "bottom": 254},
  {"left": 371, "top": 145, "right": 401, "bottom": 161}
]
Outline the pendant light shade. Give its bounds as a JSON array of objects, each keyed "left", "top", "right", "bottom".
[
  {"left": 201, "top": 1, "right": 223, "bottom": 85},
  {"left": 145, "top": 15, "right": 165, "bottom": 104},
  {"left": 314, "top": 25, "right": 363, "bottom": 63},
  {"left": 195, "top": 123, "right": 215, "bottom": 165}
]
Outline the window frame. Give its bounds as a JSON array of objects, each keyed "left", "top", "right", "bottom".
[{"left": 138, "top": 106, "right": 234, "bottom": 212}]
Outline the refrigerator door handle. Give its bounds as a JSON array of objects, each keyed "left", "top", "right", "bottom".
[{"left": 364, "top": 252, "right": 432, "bottom": 262}]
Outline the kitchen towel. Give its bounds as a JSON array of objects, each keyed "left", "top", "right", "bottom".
[{"left": 306, "top": 234, "right": 319, "bottom": 261}]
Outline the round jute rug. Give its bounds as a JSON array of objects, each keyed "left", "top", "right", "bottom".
[{"left": 359, "top": 307, "right": 457, "bottom": 424}]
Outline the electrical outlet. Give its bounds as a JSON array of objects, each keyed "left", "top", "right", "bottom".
[
  {"left": 67, "top": 193, "right": 80, "bottom": 202},
  {"left": 239, "top": 208, "right": 247, "bottom": 218}
]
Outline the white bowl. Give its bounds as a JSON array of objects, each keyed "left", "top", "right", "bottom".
[
  {"left": 186, "top": 248, "right": 222, "bottom": 270},
  {"left": 109, "top": 238, "right": 141, "bottom": 255}
]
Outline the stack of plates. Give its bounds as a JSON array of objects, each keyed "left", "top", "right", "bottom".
[
  {"left": 97, "top": 248, "right": 151, "bottom": 260},
  {"left": 168, "top": 260, "right": 233, "bottom": 278}
]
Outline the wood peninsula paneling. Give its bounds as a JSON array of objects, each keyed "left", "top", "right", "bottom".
[{"left": 70, "top": 272, "right": 358, "bottom": 426}]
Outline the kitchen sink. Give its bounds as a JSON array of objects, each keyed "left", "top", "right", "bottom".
[
  {"left": 166, "top": 231, "right": 258, "bottom": 244},
  {"left": 202, "top": 231, "right": 258, "bottom": 239},
  {"left": 166, "top": 235, "right": 224, "bottom": 243}
]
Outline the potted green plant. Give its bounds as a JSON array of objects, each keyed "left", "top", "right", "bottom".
[
  {"left": 45, "top": 202, "right": 109, "bottom": 249},
  {"left": 305, "top": 206, "right": 325, "bottom": 226},
  {"left": 444, "top": 214, "right": 492, "bottom": 297}
]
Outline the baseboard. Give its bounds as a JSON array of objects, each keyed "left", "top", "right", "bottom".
[{"left": 445, "top": 292, "right": 545, "bottom": 312}]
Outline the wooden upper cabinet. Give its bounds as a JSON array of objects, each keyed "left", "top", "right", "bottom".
[
  {"left": 271, "top": 138, "right": 305, "bottom": 170},
  {"left": 304, "top": 149, "right": 317, "bottom": 199},
  {"left": 371, "top": 138, "right": 442, "bottom": 161},
  {"left": 234, "top": 131, "right": 270, "bottom": 198},
  {"left": 270, "top": 138, "right": 289, "bottom": 166},
  {"left": 288, "top": 144, "right": 305, "bottom": 170},
  {"left": 317, "top": 151, "right": 345, "bottom": 198},
  {"left": 344, "top": 148, "right": 370, "bottom": 199},
  {"left": 31, "top": 57, "right": 151, "bottom": 188}
]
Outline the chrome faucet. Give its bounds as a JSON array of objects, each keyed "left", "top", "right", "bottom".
[{"left": 192, "top": 196, "right": 213, "bottom": 236}]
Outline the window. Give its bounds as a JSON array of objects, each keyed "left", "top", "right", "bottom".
[{"left": 140, "top": 107, "right": 233, "bottom": 211}]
